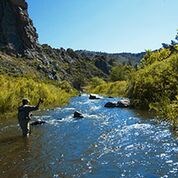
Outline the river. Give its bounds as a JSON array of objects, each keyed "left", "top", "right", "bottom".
[{"left": 0, "top": 94, "right": 178, "bottom": 178}]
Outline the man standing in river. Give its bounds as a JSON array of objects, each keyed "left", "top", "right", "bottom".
[{"left": 18, "top": 98, "right": 43, "bottom": 137}]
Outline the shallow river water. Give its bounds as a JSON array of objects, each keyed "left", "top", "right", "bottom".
[{"left": 0, "top": 94, "right": 178, "bottom": 178}]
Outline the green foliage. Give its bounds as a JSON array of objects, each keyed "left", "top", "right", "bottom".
[
  {"left": 0, "top": 75, "right": 76, "bottom": 114},
  {"left": 149, "top": 97, "right": 178, "bottom": 126},
  {"left": 139, "top": 49, "right": 171, "bottom": 68},
  {"left": 127, "top": 48, "right": 178, "bottom": 124},
  {"left": 110, "top": 65, "right": 133, "bottom": 81},
  {"left": 175, "top": 29, "right": 178, "bottom": 41},
  {"left": 89, "top": 77, "right": 106, "bottom": 88},
  {"left": 86, "top": 78, "right": 127, "bottom": 97}
]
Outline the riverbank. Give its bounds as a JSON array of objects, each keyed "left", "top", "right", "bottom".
[
  {"left": 0, "top": 75, "right": 77, "bottom": 118},
  {"left": 85, "top": 78, "right": 127, "bottom": 97},
  {"left": 85, "top": 48, "right": 178, "bottom": 128}
]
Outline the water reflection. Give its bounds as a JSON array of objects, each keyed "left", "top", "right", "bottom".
[{"left": 0, "top": 135, "right": 32, "bottom": 177}]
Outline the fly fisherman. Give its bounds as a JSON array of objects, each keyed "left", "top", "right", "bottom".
[{"left": 18, "top": 98, "right": 43, "bottom": 137}]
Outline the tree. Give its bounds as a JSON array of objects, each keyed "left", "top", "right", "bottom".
[{"left": 110, "top": 65, "right": 133, "bottom": 81}]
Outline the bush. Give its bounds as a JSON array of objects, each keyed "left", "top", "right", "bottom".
[
  {"left": 86, "top": 78, "right": 127, "bottom": 97},
  {"left": 0, "top": 75, "right": 76, "bottom": 115},
  {"left": 88, "top": 77, "right": 106, "bottom": 88},
  {"left": 127, "top": 49, "right": 178, "bottom": 124},
  {"left": 110, "top": 65, "right": 133, "bottom": 81}
]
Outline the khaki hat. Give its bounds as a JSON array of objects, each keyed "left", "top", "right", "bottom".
[{"left": 22, "top": 98, "right": 30, "bottom": 104}]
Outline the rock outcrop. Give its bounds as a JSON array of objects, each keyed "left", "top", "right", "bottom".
[
  {"left": 104, "top": 99, "right": 130, "bottom": 108},
  {"left": 94, "top": 56, "right": 111, "bottom": 75},
  {"left": 0, "top": 0, "right": 39, "bottom": 57}
]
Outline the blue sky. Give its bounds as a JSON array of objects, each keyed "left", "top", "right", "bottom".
[{"left": 27, "top": 0, "right": 178, "bottom": 53}]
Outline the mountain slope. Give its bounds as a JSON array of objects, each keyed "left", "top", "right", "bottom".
[{"left": 0, "top": 0, "right": 145, "bottom": 90}]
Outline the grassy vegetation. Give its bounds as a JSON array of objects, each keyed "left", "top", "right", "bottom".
[
  {"left": 0, "top": 75, "right": 77, "bottom": 117},
  {"left": 86, "top": 46, "right": 178, "bottom": 127},
  {"left": 85, "top": 77, "right": 128, "bottom": 97},
  {"left": 110, "top": 65, "right": 134, "bottom": 81},
  {"left": 127, "top": 48, "right": 178, "bottom": 126}
]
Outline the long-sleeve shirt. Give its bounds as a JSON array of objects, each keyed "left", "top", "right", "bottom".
[{"left": 18, "top": 104, "right": 39, "bottom": 121}]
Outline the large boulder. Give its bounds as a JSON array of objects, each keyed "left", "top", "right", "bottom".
[
  {"left": 89, "top": 94, "right": 100, "bottom": 100},
  {"left": 104, "top": 99, "right": 130, "bottom": 108},
  {"left": 117, "top": 99, "right": 130, "bottom": 108},
  {"left": 104, "top": 102, "right": 117, "bottom": 108}
]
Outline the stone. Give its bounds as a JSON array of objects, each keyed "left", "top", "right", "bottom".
[
  {"left": 89, "top": 94, "right": 100, "bottom": 100},
  {"left": 104, "top": 102, "right": 117, "bottom": 108},
  {"left": 73, "top": 111, "right": 84, "bottom": 119},
  {"left": 104, "top": 99, "right": 130, "bottom": 108},
  {"left": 117, "top": 99, "right": 130, "bottom": 108}
]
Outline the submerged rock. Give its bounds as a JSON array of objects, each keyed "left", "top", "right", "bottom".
[{"left": 73, "top": 111, "right": 84, "bottom": 119}]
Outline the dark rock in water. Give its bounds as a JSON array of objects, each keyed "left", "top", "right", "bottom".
[
  {"left": 104, "top": 102, "right": 117, "bottom": 108},
  {"left": 30, "top": 120, "right": 46, "bottom": 126},
  {"left": 104, "top": 99, "right": 130, "bottom": 108},
  {"left": 117, "top": 99, "right": 130, "bottom": 108},
  {"left": 89, "top": 94, "right": 100, "bottom": 100},
  {"left": 117, "top": 101, "right": 128, "bottom": 108},
  {"left": 73, "top": 111, "right": 84, "bottom": 119}
]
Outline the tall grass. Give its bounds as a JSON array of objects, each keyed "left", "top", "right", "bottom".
[
  {"left": 0, "top": 75, "right": 77, "bottom": 115},
  {"left": 85, "top": 77, "right": 127, "bottom": 97}
]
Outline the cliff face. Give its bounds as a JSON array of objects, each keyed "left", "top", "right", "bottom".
[
  {"left": 0, "top": 0, "right": 144, "bottom": 89},
  {"left": 0, "top": 0, "right": 39, "bottom": 57}
]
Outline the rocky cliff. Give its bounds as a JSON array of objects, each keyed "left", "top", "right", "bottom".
[
  {"left": 0, "top": 0, "right": 144, "bottom": 90},
  {"left": 0, "top": 0, "right": 39, "bottom": 57}
]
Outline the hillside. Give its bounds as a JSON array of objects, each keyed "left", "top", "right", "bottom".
[
  {"left": 76, "top": 50, "right": 145, "bottom": 66},
  {"left": 0, "top": 0, "right": 144, "bottom": 91}
]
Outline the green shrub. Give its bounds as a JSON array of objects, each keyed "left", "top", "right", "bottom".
[
  {"left": 110, "top": 65, "right": 134, "bottom": 81},
  {"left": 86, "top": 78, "right": 127, "bottom": 97},
  {"left": 127, "top": 49, "right": 178, "bottom": 125},
  {"left": 0, "top": 75, "right": 76, "bottom": 115},
  {"left": 88, "top": 77, "right": 106, "bottom": 88}
]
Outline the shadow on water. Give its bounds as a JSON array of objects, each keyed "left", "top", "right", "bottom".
[
  {"left": 0, "top": 135, "right": 25, "bottom": 145},
  {"left": 0, "top": 134, "right": 32, "bottom": 155}
]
